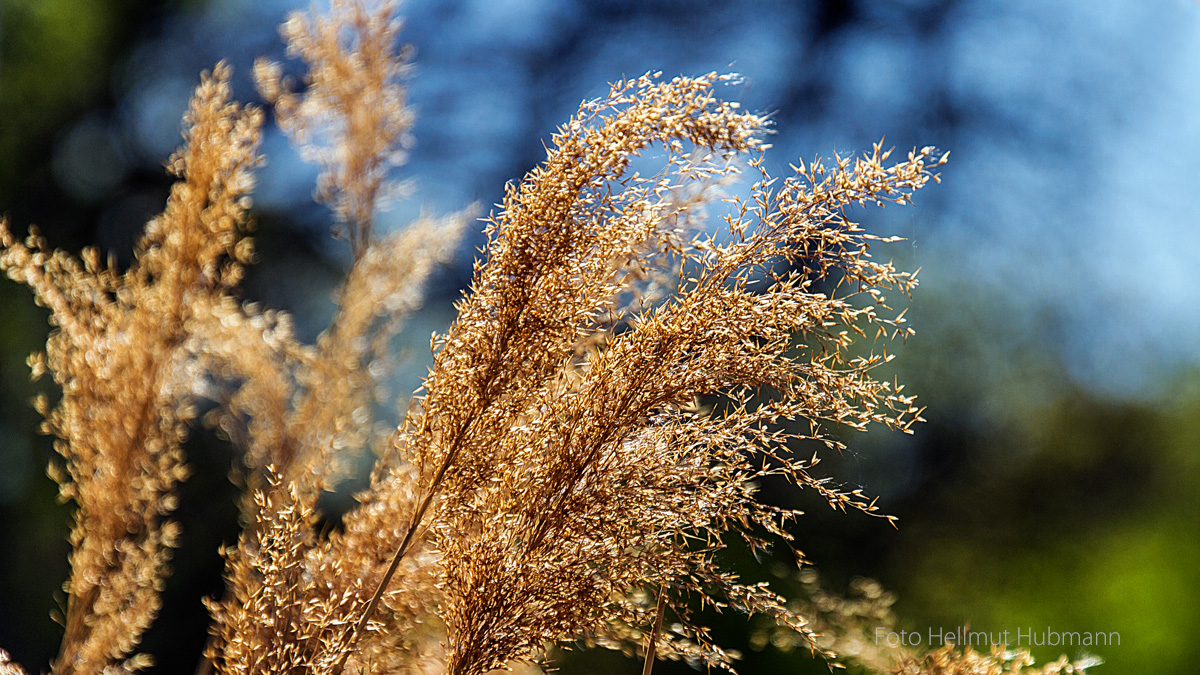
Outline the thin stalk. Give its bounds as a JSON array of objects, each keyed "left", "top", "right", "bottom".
[
  {"left": 642, "top": 587, "right": 668, "bottom": 675},
  {"left": 331, "top": 417, "right": 476, "bottom": 674}
]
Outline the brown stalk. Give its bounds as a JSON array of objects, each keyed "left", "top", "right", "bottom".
[
  {"left": 642, "top": 588, "right": 668, "bottom": 675},
  {"left": 332, "top": 413, "right": 481, "bottom": 673}
]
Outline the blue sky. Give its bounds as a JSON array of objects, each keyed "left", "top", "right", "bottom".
[{"left": 53, "top": 0, "right": 1200, "bottom": 404}]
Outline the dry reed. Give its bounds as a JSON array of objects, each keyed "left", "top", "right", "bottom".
[{"left": 0, "top": 1, "right": 1093, "bottom": 674}]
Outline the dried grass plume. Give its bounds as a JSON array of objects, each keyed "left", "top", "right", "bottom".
[{"left": 0, "top": 3, "right": 1097, "bottom": 675}]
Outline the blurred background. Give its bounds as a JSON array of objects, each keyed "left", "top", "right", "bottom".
[{"left": 1, "top": 0, "right": 1198, "bottom": 673}]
